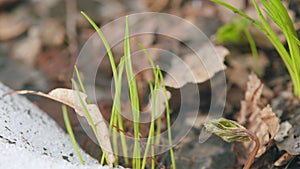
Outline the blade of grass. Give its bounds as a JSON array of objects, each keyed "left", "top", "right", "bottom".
[
  {"left": 244, "top": 28, "right": 259, "bottom": 75},
  {"left": 141, "top": 69, "right": 160, "bottom": 169},
  {"left": 261, "top": 0, "right": 300, "bottom": 96},
  {"left": 252, "top": 0, "right": 300, "bottom": 97},
  {"left": 110, "top": 57, "right": 129, "bottom": 164},
  {"left": 116, "top": 58, "right": 129, "bottom": 164},
  {"left": 81, "top": 12, "right": 131, "bottom": 164},
  {"left": 62, "top": 104, "right": 85, "bottom": 165},
  {"left": 123, "top": 16, "right": 141, "bottom": 168},
  {"left": 81, "top": 11, "right": 118, "bottom": 83},
  {"left": 136, "top": 40, "right": 177, "bottom": 168},
  {"left": 74, "top": 66, "right": 87, "bottom": 95},
  {"left": 158, "top": 68, "right": 176, "bottom": 169},
  {"left": 135, "top": 40, "right": 162, "bottom": 146},
  {"left": 211, "top": 0, "right": 261, "bottom": 29}
]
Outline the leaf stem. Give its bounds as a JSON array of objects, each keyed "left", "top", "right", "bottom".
[{"left": 242, "top": 129, "right": 260, "bottom": 169}]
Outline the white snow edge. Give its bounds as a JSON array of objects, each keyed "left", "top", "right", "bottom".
[{"left": 0, "top": 83, "right": 123, "bottom": 169}]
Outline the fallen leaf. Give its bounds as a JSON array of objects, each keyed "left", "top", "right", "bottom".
[
  {"left": 234, "top": 73, "right": 279, "bottom": 165},
  {"left": 236, "top": 73, "right": 263, "bottom": 125},
  {"left": 259, "top": 105, "right": 279, "bottom": 139},
  {"left": 164, "top": 43, "right": 228, "bottom": 88}
]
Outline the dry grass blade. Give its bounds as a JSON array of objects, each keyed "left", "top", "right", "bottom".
[{"left": 6, "top": 88, "right": 115, "bottom": 165}]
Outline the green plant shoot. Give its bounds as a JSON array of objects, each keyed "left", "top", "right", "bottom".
[{"left": 212, "top": 0, "right": 300, "bottom": 99}]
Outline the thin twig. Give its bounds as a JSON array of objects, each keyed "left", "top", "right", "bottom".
[{"left": 243, "top": 129, "right": 260, "bottom": 169}]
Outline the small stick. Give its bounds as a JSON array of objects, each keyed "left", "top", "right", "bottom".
[{"left": 242, "top": 129, "right": 260, "bottom": 169}]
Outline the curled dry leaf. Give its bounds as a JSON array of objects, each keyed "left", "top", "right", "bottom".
[
  {"left": 259, "top": 105, "right": 279, "bottom": 139},
  {"left": 7, "top": 88, "right": 115, "bottom": 165},
  {"left": 237, "top": 73, "right": 263, "bottom": 125},
  {"left": 234, "top": 73, "right": 279, "bottom": 165}
]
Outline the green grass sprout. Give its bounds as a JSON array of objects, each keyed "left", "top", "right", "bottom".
[
  {"left": 136, "top": 40, "right": 176, "bottom": 169},
  {"left": 157, "top": 69, "right": 176, "bottom": 169},
  {"left": 81, "top": 12, "right": 177, "bottom": 168},
  {"left": 123, "top": 16, "right": 141, "bottom": 168},
  {"left": 81, "top": 12, "right": 129, "bottom": 165},
  {"left": 212, "top": 0, "right": 300, "bottom": 99},
  {"left": 62, "top": 104, "right": 85, "bottom": 164},
  {"left": 74, "top": 66, "right": 87, "bottom": 95},
  {"left": 141, "top": 71, "right": 158, "bottom": 169},
  {"left": 215, "top": 18, "right": 250, "bottom": 44}
]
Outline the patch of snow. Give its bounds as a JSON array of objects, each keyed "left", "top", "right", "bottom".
[{"left": 0, "top": 83, "right": 124, "bottom": 169}]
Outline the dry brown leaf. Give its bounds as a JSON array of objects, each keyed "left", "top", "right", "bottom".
[
  {"left": 259, "top": 105, "right": 279, "bottom": 138},
  {"left": 7, "top": 88, "right": 115, "bottom": 166},
  {"left": 234, "top": 73, "right": 279, "bottom": 165},
  {"left": 164, "top": 43, "right": 228, "bottom": 88},
  {"left": 236, "top": 73, "right": 263, "bottom": 125}
]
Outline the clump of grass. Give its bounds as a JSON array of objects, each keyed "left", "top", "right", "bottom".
[
  {"left": 81, "top": 12, "right": 176, "bottom": 168},
  {"left": 212, "top": 0, "right": 300, "bottom": 99},
  {"left": 137, "top": 42, "right": 176, "bottom": 169}
]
